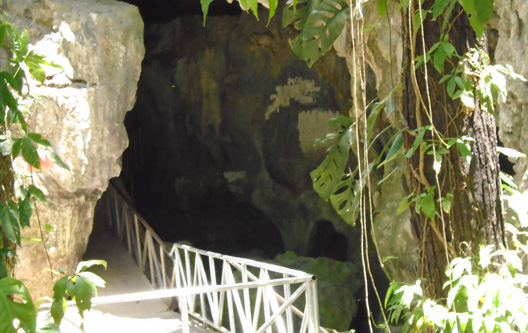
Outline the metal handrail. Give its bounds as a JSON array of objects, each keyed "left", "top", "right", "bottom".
[{"left": 92, "top": 181, "right": 327, "bottom": 333}]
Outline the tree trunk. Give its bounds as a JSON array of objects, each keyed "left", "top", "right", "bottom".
[{"left": 402, "top": 1, "right": 504, "bottom": 297}]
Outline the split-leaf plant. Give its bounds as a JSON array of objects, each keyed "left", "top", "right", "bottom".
[{"left": 0, "top": 15, "right": 105, "bottom": 333}]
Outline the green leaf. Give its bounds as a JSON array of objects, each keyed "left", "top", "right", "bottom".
[
  {"left": 16, "top": 110, "right": 28, "bottom": 134},
  {"left": 396, "top": 195, "right": 411, "bottom": 215},
  {"left": 0, "top": 277, "right": 36, "bottom": 333},
  {"left": 51, "top": 276, "right": 68, "bottom": 324},
  {"left": 461, "top": 0, "right": 494, "bottom": 38},
  {"left": 379, "top": 133, "right": 403, "bottom": 168},
  {"left": 36, "top": 317, "right": 61, "bottom": 333},
  {"left": 29, "top": 185, "right": 47, "bottom": 203},
  {"left": 0, "top": 76, "right": 18, "bottom": 114},
  {"left": 2, "top": 68, "right": 23, "bottom": 95},
  {"left": 421, "top": 191, "right": 436, "bottom": 219},
  {"left": 441, "top": 193, "right": 452, "bottom": 214},
  {"left": 78, "top": 272, "right": 106, "bottom": 288},
  {"left": 311, "top": 120, "right": 354, "bottom": 199},
  {"left": 405, "top": 127, "right": 427, "bottom": 158},
  {"left": 0, "top": 206, "right": 21, "bottom": 245},
  {"left": 283, "top": 0, "right": 311, "bottom": 29},
  {"left": 329, "top": 164, "right": 373, "bottom": 226},
  {"left": 376, "top": 0, "right": 388, "bottom": 17},
  {"left": 457, "top": 139, "right": 472, "bottom": 164},
  {"left": 447, "top": 76, "right": 457, "bottom": 98},
  {"left": 0, "top": 24, "right": 6, "bottom": 48},
  {"left": 18, "top": 195, "right": 32, "bottom": 228},
  {"left": 0, "top": 261, "right": 6, "bottom": 279},
  {"left": 432, "top": 0, "right": 452, "bottom": 20},
  {"left": 75, "top": 259, "right": 107, "bottom": 274},
  {"left": 27, "top": 133, "right": 51, "bottom": 147},
  {"left": 6, "top": 24, "right": 22, "bottom": 59},
  {"left": 44, "top": 147, "right": 70, "bottom": 171},
  {"left": 11, "top": 138, "right": 22, "bottom": 158},
  {"left": 413, "top": 9, "right": 429, "bottom": 33},
  {"left": 267, "top": 0, "right": 279, "bottom": 25},
  {"left": 433, "top": 44, "right": 446, "bottom": 73},
  {"left": 290, "top": 0, "right": 350, "bottom": 67},
  {"left": 19, "top": 29, "right": 29, "bottom": 57},
  {"left": 21, "top": 136, "right": 40, "bottom": 169},
  {"left": 200, "top": 0, "right": 214, "bottom": 25},
  {"left": 68, "top": 276, "right": 97, "bottom": 317},
  {"left": 25, "top": 52, "right": 47, "bottom": 84}
]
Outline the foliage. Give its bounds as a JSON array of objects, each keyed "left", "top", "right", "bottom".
[
  {"left": 384, "top": 226, "right": 528, "bottom": 332},
  {"left": 0, "top": 16, "right": 104, "bottom": 332},
  {"left": 0, "top": 278, "right": 36, "bottom": 333},
  {"left": 50, "top": 260, "right": 107, "bottom": 328},
  {"left": 283, "top": 0, "right": 350, "bottom": 67}
]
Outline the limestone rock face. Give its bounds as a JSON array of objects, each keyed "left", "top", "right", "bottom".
[
  {"left": 6, "top": 0, "right": 144, "bottom": 298},
  {"left": 123, "top": 12, "right": 354, "bottom": 260},
  {"left": 494, "top": 1, "right": 528, "bottom": 192}
]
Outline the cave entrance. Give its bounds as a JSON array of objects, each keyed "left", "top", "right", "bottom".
[{"left": 108, "top": 0, "right": 352, "bottom": 261}]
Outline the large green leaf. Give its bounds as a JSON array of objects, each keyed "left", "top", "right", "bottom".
[
  {"left": 18, "top": 195, "right": 33, "bottom": 228},
  {"left": 24, "top": 52, "right": 46, "bottom": 84},
  {"left": 200, "top": 0, "right": 214, "bottom": 25},
  {"left": 310, "top": 116, "right": 354, "bottom": 199},
  {"left": 21, "top": 136, "right": 40, "bottom": 170},
  {"left": 0, "top": 278, "right": 36, "bottom": 333},
  {"left": 67, "top": 276, "right": 97, "bottom": 318},
  {"left": 0, "top": 205, "right": 21, "bottom": 245},
  {"left": 51, "top": 276, "right": 68, "bottom": 324},
  {"left": 283, "top": 0, "right": 311, "bottom": 29},
  {"left": 460, "top": 0, "right": 494, "bottom": 38},
  {"left": 287, "top": 0, "right": 350, "bottom": 67},
  {"left": 329, "top": 163, "right": 373, "bottom": 226}
]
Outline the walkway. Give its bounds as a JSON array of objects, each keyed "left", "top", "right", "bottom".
[{"left": 43, "top": 226, "right": 209, "bottom": 333}]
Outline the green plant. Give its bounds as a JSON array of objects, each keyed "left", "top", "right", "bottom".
[
  {"left": 384, "top": 226, "right": 528, "bottom": 332},
  {"left": 0, "top": 15, "right": 105, "bottom": 333},
  {"left": 48, "top": 260, "right": 107, "bottom": 331}
]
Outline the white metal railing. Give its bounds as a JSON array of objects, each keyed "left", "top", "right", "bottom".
[{"left": 99, "top": 180, "right": 327, "bottom": 333}]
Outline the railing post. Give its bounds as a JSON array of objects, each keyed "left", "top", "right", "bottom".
[
  {"left": 134, "top": 215, "right": 142, "bottom": 268},
  {"left": 308, "top": 277, "right": 320, "bottom": 333},
  {"left": 180, "top": 292, "right": 190, "bottom": 333}
]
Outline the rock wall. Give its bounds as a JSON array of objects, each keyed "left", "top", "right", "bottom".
[
  {"left": 123, "top": 10, "right": 355, "bottom": 259},
  {"left": 5, "top": 0, "right": 144, "bottom": 298},
  {"left": 494, "top": 1, "right": 528, "bottom": 193}
]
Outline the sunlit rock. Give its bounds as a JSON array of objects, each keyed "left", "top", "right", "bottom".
[{"left": 6, "top": 0, "right": 144, "bottom": 299}]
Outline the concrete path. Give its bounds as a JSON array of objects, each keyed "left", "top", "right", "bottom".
[{"left": 40, "top": 226, "right": 210, "bottom": 333}]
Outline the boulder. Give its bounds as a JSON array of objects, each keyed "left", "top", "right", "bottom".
[
  {"left": 5, "top": 0, "right": 144, "bottom": 299},
  {"left": 273, "top": 251, "right": 361, "bottom": 331}
]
